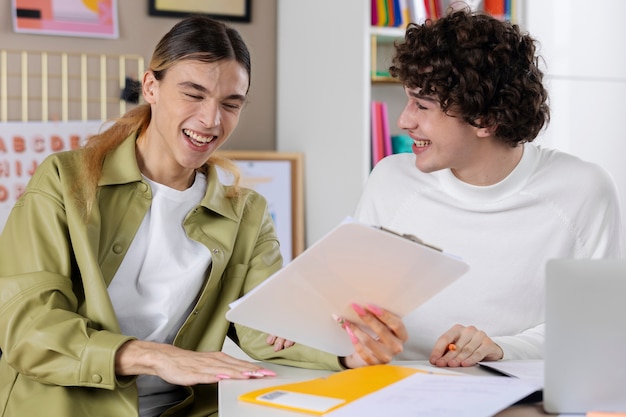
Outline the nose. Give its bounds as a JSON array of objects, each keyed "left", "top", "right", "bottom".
[
  {"left": 397, "top": 102, "right": 413, "bottom": 131},
  {"left": 200, "top": 100, "right": 221, "bottom": 128}
]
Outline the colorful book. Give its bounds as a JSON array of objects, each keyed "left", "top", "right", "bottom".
[
  {"left": 371, "top": 101, "right": 385, "bottom": 167},
  {"left": 371, "top": 0, "right": 378, "bottom": 25},
  {"left": 408, "top": 0, "right": 427, "bottom": 23},
  {"left": 380, "top": 101, "right": 393, "bottom": 157},
  {"left": 484, "top": 0, "right": 505, "bottom": 20},
  {"left": 376, "top": 0, "right": 389, "bottom": 26}
]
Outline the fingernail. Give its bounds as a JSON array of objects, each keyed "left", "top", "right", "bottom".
[
  {"left": 258, "top": 369, "right": 276, "bottom": 376},
  {"left": 332, "top": 313, "right": 345, "bottom": 326},
  {"left": 366, "top": 304, "right": 383, "bottom": 316},
  {"left": 344, "top": 323, "right": 359, "bottom": 344},
  {"left": 243, "top": 371, "right": 266, "bottom": 377},
  {"left": 216, "top": 374, "right": 231, "bottom": 379},
  {"left": 351, "top": 303, "right": 366, "bottom": 317}
]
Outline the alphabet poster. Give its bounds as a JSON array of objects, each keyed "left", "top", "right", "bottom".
[{"left": 0, "top": 121, "right": 102, "bottom": 232}]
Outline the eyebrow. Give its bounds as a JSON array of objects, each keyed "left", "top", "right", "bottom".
[
  {"left": 178, "top": 81, "right": 247, "bottom": 102},
  {"left": 407, "top": 90, "right": 438, "bottom": 103}
]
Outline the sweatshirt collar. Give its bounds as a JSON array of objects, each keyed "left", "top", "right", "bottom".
[{"left": 436, "top": 143, "right": 538, "bottom": 203}]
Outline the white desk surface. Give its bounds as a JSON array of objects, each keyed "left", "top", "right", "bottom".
[{"left": 218, "top": 360, "right": 548, "bottom": 417}]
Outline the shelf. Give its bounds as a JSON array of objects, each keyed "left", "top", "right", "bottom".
[
  {"left": 370, "top": 27, "right": 404, "bottom": 84},
  {"left": 370, "top": 26, "right": 406, "bottom": 41}
]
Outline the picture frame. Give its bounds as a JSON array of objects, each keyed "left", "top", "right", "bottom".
[
  {"left": 148, "top": 0, "right": 251, "bottom": 23},
  {"left": 215, "top": 151, "right": 304, "bottom": 263},
  {"left": 12, "top": 0, "right": 119, "bottom": 39}
]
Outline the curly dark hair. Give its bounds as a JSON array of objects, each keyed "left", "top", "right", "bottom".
[{"left": 389, "top": 8, "right": 549, "bottom": 146}]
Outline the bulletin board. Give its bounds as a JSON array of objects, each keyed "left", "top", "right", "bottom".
[{"left": 215, "top": 151, "right": 304, "bottom": 263}]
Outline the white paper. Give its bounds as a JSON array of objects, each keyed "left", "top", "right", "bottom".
[
  {"left": 479, "top": 360, "right": 545, "bottom": 388},
  {"left": 226, "top": 220, "right": 469, "bottom": 356},
  {"left": 325, "top": 373, "right": 541, "bottom": 417}
]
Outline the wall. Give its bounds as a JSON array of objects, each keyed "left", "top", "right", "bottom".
[
  {"left": 523, "top": 0, "right": 626, "bottom": 252},
  {"left": 0, "top": 0, "right": 278, "bottom": 151}
]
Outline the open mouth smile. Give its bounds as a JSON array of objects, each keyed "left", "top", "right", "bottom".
[{"left": 183, "top": 128, "right": 216, "bottom": 145}]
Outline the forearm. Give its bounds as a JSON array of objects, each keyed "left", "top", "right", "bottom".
[{"left": 491, "top": 323, "right": 544, "bottom": 360}]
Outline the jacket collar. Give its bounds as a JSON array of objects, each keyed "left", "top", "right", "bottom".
[
  {"left": 98, "top": 132, "right": 143, "bottom": 186},
  {"left": 98, "top": 132, "right": 239, "bottom": 221}
]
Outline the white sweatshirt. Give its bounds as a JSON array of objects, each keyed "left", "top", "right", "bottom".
[{"left": 354, "top": 143, "right": 622, "bottom": 360}]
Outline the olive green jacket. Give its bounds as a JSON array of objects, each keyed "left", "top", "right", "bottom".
[{"left": 0, "top": 134, "right": 341, "bottom": 417}]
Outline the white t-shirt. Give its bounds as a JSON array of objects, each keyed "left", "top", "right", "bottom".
[
  {"left": 108, "top": 171, "right": 211, "bottom": 417},
  {"left": 354, "top": 143, "right": 622, "bottom": 360}
]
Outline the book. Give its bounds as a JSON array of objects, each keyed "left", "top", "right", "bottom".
[
  {"left": 380, "top": 101, "right": 393, "bottom": 157},
  {"left": 226, "top": 220, "right": 469, "bottom": 356},
  {"left": 370, "top": 101, "right": 385, "bottom": 167}
]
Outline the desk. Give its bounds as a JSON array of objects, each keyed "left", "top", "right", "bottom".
[{"left": 218, "top": 361, "right": 549, "bottom": 416}]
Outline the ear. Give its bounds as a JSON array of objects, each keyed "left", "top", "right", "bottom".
[
  {"left": 476, "top": 126, "right": 493, "bottom": 138},
  {"left": 142, "top": 71, "right": 158, "bottom": 104}
]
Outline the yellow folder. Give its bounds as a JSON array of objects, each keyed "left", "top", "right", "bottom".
[{"left": 239, "top": 364, "right": 428, "bottom": 415}]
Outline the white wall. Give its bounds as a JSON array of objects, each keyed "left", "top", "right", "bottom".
[{"left": 524, "top": 0, "right": 626, "bottom": 253}]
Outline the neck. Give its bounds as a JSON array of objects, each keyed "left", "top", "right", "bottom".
[
  {"left": 452, "top": 144, "right": 524, "bottom": 186},
  {"left": 135, "top": 132, "right": 195, "bottom": 191}
]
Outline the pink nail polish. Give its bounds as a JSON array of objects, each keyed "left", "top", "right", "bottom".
[
  {"left": 344, "top": 323, "right": 359, "bottom": 344},
  {"left": 243, "top": 371, "right": 265, "bottom": 377},
  {"left": 258, "top": 369, "right": 276, "bottom": 376},
  {"left": 367, "top": 304, "right": 383, "bottom": 316},
  {"left": 216, "top": 374, "right": 231, "bottom": 379},
  {"left": 351, "top": 303, "right": 366, "bottom": 317}
]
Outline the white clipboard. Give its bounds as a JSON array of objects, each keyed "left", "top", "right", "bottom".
[{"left": 226, "top": 220, "right": 469, "bottom": 356}]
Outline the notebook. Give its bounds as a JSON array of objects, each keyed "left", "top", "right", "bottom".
[{"left": 543, "top": 259, "right": 626, "bottom": 414}]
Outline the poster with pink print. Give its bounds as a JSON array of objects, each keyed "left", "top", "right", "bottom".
[{"left": 12, "top": 0, "right": 118, "bottom": 39}]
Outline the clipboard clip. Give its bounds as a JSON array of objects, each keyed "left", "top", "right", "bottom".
[{"left": 377, "top": 226, "right": 443, "bottom": 252}]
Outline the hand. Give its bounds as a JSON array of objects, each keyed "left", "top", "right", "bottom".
[
  {"left": 429, "top": 324, "right": 503, "bottom": 367},
  {"left": 265, "top": 335, "right": 296, "bottom": 352},
  {"left": 336, "top": 303, "right": 408, "bottom": 369},
  {"left": 115, "top": 340, "right": 276, "bottom": 385}
]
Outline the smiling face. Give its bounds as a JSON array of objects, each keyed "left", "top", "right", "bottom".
[
  {"left": 397, "top": 86, "right": 519, "bottom": 185},
  {"left": 137, "top": 59, "right": 249, "bottom": 189}
]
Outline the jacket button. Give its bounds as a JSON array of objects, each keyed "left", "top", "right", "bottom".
[
  {"left": 91, "top": 374, "right": 103, "bottom": 383},
  {"left": 212, "top": 248, "right": 220, "bottom": 255},
  {"left": 112, "top": 244, "right": 123, "bottom": 254}
]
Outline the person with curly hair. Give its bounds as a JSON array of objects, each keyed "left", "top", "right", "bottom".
[{"left": 354, "top": 8, "right": 622, "bottom": 367}]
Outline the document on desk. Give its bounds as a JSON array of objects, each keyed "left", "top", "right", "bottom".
[
  {"left": 226, "top": 220, "right": 469, "bottom": 356},
  {"left": 239, "top": 364, "right": 541, "bottom": 416},
  {"left": 325, "top": 372, "right": 542, "bottom": 417},
  {"left": 479, "top": 359, "right": 545, "bottom": 388}
]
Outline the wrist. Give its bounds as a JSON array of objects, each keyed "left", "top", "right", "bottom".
[{"left": 115, "top": 340, "right": 161, "bottom": 376}]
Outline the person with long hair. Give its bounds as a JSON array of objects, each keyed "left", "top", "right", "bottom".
[{"left": 0, "top": 16, "right": 406, "bottom": 417}]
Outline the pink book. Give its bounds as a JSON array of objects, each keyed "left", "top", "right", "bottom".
[
  {"left": 380, "top": 101, "right": 392, "bottom": 157},
  {"left": 371, "top": 101, "right": 384, "bottom": 167}
]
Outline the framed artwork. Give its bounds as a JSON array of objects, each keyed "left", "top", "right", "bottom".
[
  {"left": 11, "top": 0, "right": 119, "bottom": 39},
  {"left": 148, "top": 0, "right": 251, "bottom": 23},
  {"left": 215, "top": 151, "right": 304, "bottom": 263}
]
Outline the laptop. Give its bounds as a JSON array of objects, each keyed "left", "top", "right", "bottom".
[{"left": 544, "top": 259, "right": 626, "bottom": 414}]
